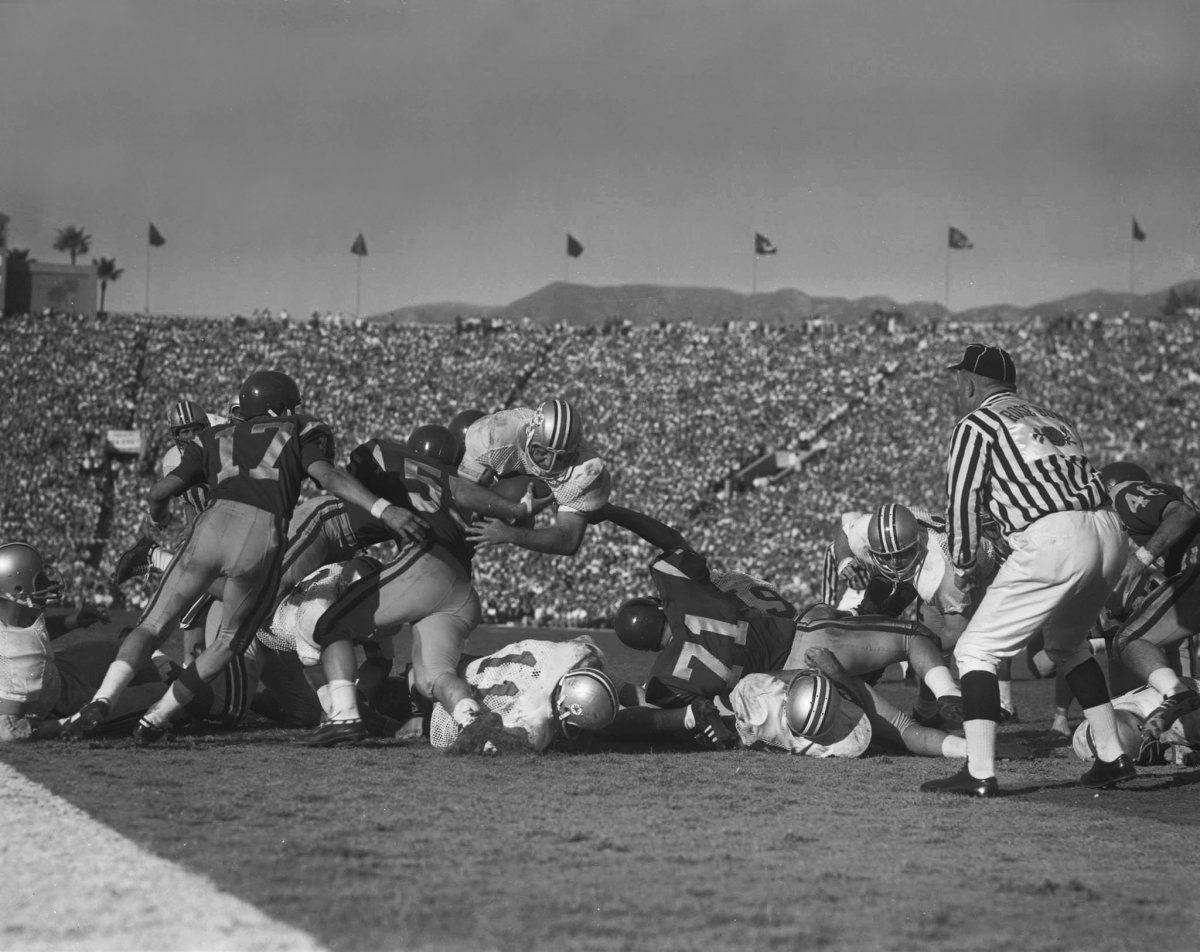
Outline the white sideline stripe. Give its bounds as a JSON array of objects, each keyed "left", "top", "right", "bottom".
[{"left": 0, "top": 761, "right": 330, "bottom": 952}]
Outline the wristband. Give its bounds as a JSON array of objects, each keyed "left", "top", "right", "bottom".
[
  {"left": 370, "top": 498, "right": 392, "bottom": 520},
  {"left": 1134, "top": 546, "right": 1155, "bottom": 568}
]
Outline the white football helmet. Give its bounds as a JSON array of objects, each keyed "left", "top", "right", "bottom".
[
  {"left": 553, "top": 667, "right": 618, "bottom": 737},
  {"left": 525, "top": 399, "right": 582, "bottom": 475},
  {"left": 866, "top": 503, "right": 924, "bottom": 582},
  {"left": 167, "top": 399, "right": 209, "bottom": 448},
  {"left": 0, "top": 542, "right": 62, "bottom": 607}
]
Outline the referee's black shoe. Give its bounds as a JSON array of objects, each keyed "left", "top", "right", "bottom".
[
  {"left": 920, "top": 765, "right": 998, "bottom": 798},
  {"left": 1080, "top": 753, "right": 1136, "bottom": 789}
]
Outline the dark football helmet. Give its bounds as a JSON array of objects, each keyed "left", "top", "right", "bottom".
[
  {"left": 553, "top": 668, "right": 619, "bottom": 736},
  {"left": 612, "top": 596, "right": 666, "bottom": 652},
  {"left": 1099, "top": 461, "right": 1151, "bottom": 489},
  {"left": 407, "top": 424, "right": 460, "bottom": 467},
  {"left": 866, "top": 503, "right": 923, "bottom": 582},
  {"left": 0, "top": 542, "right": 62, "bottom": 607},
  {"left": 524, "top": 399, "right": 582, "bottom": 475},
  {"left": 448, "top": 408, "right": 487, "bottom": 444},
  {"left": 239, "top": 370, "right": 301, "bottom": 419},
  {"left": 167, "top": 399, "right": 208, "bottom": 448}
]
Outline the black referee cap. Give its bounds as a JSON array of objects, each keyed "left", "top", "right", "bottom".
[{"left": 946, "top": 343, "right": 1016, "bottom": 385}]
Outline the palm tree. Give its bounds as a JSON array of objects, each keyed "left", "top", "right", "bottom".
[
  {"left": 93, "top": 257, "right": 124, "bottom": 314},
  {"left": 53, "top": 226, "right": 92, "bottom": 265}
]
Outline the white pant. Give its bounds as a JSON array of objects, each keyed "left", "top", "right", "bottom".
[{"left": 956, "top": 509, "right": 1125, "bottom": 676}]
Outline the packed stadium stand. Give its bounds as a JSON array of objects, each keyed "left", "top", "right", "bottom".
[{"left": 3, "top": 309, "right": 1197, "bottom": 625}]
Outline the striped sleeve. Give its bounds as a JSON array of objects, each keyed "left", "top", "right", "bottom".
[
  {"left": 945, "top": 417, "right": 991, "bottom": 569},
  {"left": 820, "top": 543, "right": 839, "bottom": 606}
]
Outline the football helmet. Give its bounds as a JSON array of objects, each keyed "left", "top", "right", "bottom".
[
  {"left": 524, "top": 399, "right": 582, "bottom": 475},
  {"left": 167, "top": 399, "right": 208, "bottom": 447},
  {"left": 0, "top": 542, "right": 62, "bottom": 607},
  {"left": 866, "top": 503, "right": 923, "bottom": 582},
  {"left": 784, "top": 671, "right": 840, "bottom": 740},
  {"left": 448, "top": 408, "right": 487, "bottom": 453},
  {"left": 553, "top": 667, "right": 619, "bottom": 737},
  {"left": 239, "top": 370, "right": 301, "bottom": 419},
  {"left": 613, "top": 596, "right": 667, "bottom": 652},
  {"left": 1099, "top": 461, "right": 1150, "bottom": 490},
  {"left": 1071, "top": 708, "right": 1142, "bottom": 763},
  {"left": 407, "top": 424, "right": 460, "bottom": 467}
]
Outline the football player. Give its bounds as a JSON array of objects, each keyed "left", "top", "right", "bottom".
[
  {"left": 823, "top": 503, "right": 1015, "bottom": 723},
  {"left": 730, "top": 646, "right": 967, "bottom": 759},
  {"left": 65, "top": 370, "right": 428, "bottom": 743},
  {"left": 599, "top": 504, "right": 962, "bottom": 748},
  {"left": 1099, "top": 461, "right": 1200, "bottom": 744},
  {"left": 462, "top": 399, "right": 613, "bottom": 556},
  {"left": 303, "top": 426, "right": 553, "bottom": 746},
  {"left": 1071, "top": 676, "right": 1200, "bottom": 767}
]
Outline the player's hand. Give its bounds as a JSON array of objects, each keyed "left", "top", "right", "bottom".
[
  {"left": 520, "top": 484, "right": 554, "bottom": 518},
  {"left": 804, "top": 646, "right": 849, "bottom": 682},
  {"left": 838, "top": 559, "right": 871, "bottom": 590},
  {"left": 149, "top": 508, "right": 174, "bottom": 531},
  {"left": 1115, "top": 550, "right": 1148, "bottom": 596},
  {"left": 381, "top": 506, "right": 428, "bottom": 546},
  {"left": 953, "top": 561, "right": 983, "bottom": 590},
  {"left": 466, "top": 516, "right": 511, "bottom": 548}
]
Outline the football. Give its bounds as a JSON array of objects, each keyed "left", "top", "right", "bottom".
[{"left": 490, "top": 474, "right": 552, "bottom": 527}]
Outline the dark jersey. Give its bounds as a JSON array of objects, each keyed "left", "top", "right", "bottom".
[
  {"left": 1111, "top": 479, "right": 1200, "bottom": 576},
  {"left": 644, "top": 547, "right": 797, "bottom": 708},
  {"left": 347, "top": 439, "right": 473, "bottom": 572},
  {"left": 170, "top": 413, "right": 335, "bottom": 520}
]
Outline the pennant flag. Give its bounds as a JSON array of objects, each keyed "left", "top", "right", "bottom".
[
  {"left": 948, "top": 226, "right": 973, "bottom": 250},
  {"left": 350, "top": 233, "right": 368, "bottom": 257},
  {"left": 148, "top": 222, "right": 166, "bottom": 247},
  {"left": 1132, "top": 217, "right": 1146, "bottom": 242},
  {"left": 754, "top": 232, "right": 777, "bottom": 256},
  {"left": 566, "top": 233, "right": 584, "bottom": 258}
]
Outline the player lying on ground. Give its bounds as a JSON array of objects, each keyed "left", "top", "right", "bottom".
[
  {"left": 596, "top": 503, "right": 963, "bottom": 749},
  {"left": 1072, "top": 676, "right": 1200, "bottom": 768},
  {"left": 730, "top": 646, "right": 968, "bottom": 759}
]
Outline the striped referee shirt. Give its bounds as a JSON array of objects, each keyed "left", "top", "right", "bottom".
[{"left": 946, "top": 391, "right": 1108, "bottom": 568}]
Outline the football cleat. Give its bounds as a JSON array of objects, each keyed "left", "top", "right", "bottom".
[
  {"left": 1080, "top": 753, "right": 1137, "bottom": 789},
  {"left": 356, "top": 692, "right": 402, "bottom": 739},
  {"left": 239, "top": 370, "right": 302, "bottom": 419},
  {"left": 304, "top": 718, "right": 367, "bottom": 747},
  {"left": 111, "top": 536, "right": 159, "bottom": 585},
  {"left": 62, "top": 698, "right": 111, "bottom": 739},
  {"left": 1140, "top": 688, "right": 1200, "bottom": 741},
  {"left": 0, "top": 542, "right": 62, "bottom": 607},
  {"left": 687, "top": 699, "right": 738, "bottom": 750},
  {"left": 612, "top": 597, "right": 667, "bottom": 652},
  {"left": 935, "top": 696, "right": 965, "bottom": 732},
  {"left": 866, "top": 504, "right": 924, "bottom": 583},
  {"left": 132, "top": 719, "right": 167, "bottom": 747},
  {"left": 920, "top": 766, "right": 999, "bottom": 798},
  {"left": 998, "top": 705, "right": 1019, "bottom": 724}
]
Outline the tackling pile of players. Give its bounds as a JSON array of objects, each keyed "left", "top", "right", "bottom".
[{"left": 2, "top": 347, "right": 1197, "bottom": 798}]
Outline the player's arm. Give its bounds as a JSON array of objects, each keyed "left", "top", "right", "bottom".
[
  {"left": 1130, "top": 498, "right": 1200, "bottom": 571},
  {"left": 446, "top": 474, "right": 550, "bottom": 522},
  {"left": 44, "top": 606, "right": 108, "bottom": 638},
  {"left": 307, "top": 459, "right": 428, "bottom": 545},
  {"left": 467, "top": 508, "right": 590, "bottom": 556},
  {"left": 588, "top": 502, "right": 691, "bottom": 552}
]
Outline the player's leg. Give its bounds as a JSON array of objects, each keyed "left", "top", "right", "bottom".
[
  {"left": 863, "top": 684, "right": 966, "bottom": 759},
  {"left": 1111, "top": 564, "right": 1200, "bottom": 738},
  {"left": 65, "top": 519, "right": 214, "bottom": 736},
  {"left": 253, "top": 644, "right": 323, "bottom": 728},
  {"left": 135, "top": 506, "right": 282, "bottom": 741}
]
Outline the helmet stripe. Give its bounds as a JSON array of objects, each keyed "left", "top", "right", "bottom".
[{"left": 801, "top": 674, "right": 832, "bottom": 736}]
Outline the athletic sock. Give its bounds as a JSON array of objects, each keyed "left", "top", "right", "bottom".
[
  {"left": 998, "top": 679, "right": 1014, "bottom": 711},
  {"left": 923, "top": 666, "right": 959, "bottom": 699},
  {"left": 963, "top": 719, "right": 996, "bottom": 779},
  {"left": 328, "top": 680, "right": 360, "bottom": 722},
  {"left": 1147, "top": 668, "right": 1185, "bottom": 697},
  {"left": 1081, "top": 702, "right": 1124, "bottom": 762}
]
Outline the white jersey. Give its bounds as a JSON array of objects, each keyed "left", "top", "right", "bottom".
[
  {"left": 0, "top": 615, "right": 61, "bottom": 728},
  {"left": 841, "top": 509, "right": 994, "bottom": 615},
  {"left": 258, "top": 558, "right": 379, "bottom": 666},
  {"left": 429, "top": 637, "right": 607, "bottom": 751},
  {"left": 728, "top": 672, "right": 872, "bottom": 758},
  {"left": 458, "top": 408, "right": 611, "bottom": 514}
]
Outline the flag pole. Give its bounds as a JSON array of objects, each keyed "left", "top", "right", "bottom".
[
  {"left": 1128, "top": 237, "right": 1135, "bottom": 296},
  {"left": 752, "top": 253, "right": 757, "bottom": 296},
  {"left": 356, "top": 255, "right": 363, "bottom": 317},
  {"left": 145, "top": 243, "right": 151, "bottom": 314},
  {"left": 944, "top": 246, "right": 951, "bottom": 312}
]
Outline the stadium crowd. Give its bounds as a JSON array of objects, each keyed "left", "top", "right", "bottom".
[{"left": 2, "top": 308, "right": 1199, "bottom": 627}]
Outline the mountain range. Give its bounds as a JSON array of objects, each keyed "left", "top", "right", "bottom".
[{"left": 370, "top": 279, "right": 1200, "bottom": 328}]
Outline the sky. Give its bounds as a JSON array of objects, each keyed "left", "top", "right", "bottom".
[{"left": 2, "top": 0, "right": 1198, "bottom": 317}]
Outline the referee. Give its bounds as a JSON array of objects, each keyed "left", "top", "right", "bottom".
[{"left": 921, "top": 343, "right": 1134, "bottom": 797}]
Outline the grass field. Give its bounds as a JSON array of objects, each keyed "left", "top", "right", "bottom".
[{"left": 3, "top": 622, "right": 1199, "bottom": 952}]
